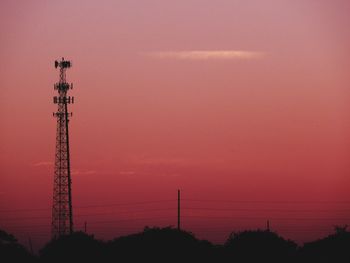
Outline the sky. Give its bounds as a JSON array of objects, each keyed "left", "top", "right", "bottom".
[{"left": 0, "top": 0, "right": 350, "bottom": 250}]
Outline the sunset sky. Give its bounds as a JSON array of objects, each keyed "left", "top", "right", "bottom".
[{"left": 1, "top": 0, "right": 350, "bottom": 249}]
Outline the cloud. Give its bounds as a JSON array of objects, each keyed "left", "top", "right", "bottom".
[
  {"left": 134, "top": 157, "right": 186, "bottom": 165},
  {"left": 146, "top": 50, "right": 264, "bottom": 60},
  {"left": 71, "top": 169, "right": 97, "bottom": 176},
  {"left": 33, "top": 161, "right": 53, "bottom": 167},
  {"left": 119, "top": 171, "right": 136, "bottom": 176}
]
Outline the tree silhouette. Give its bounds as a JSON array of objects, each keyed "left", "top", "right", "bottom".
[
  {"left": 2, "top": 225, "right": 350, "bottom": 262},
  {"left": 39, "top": 231, "right": 104, "bottom": 263},
  {"left": 0, "top": 229, "right": 35, "bottom": 263},
  {"left": 106, "top": 226, "right": 218, "bottom": 263},
  {"left": 224, "top": 229, "right": 297, "bottom": 263},
  {"left": 299, "top": 227, "right": 350, "bottom": 263}
]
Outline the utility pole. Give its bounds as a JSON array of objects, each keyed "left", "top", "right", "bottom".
[
  {"left": 51, "top": 58, "right": 75, "bottom": 238},
  {"left": 177, "top": 189, "right": 181, "bottom": 230}
]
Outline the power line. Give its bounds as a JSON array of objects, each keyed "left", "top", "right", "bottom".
[
  {"left": 1, "top": 204, "right": 349, "bottom": 215},
  {"left": 1, "top": 199, "right": 349, "bottom": 213},
  {"left": 181, "top": 207, "right": 350, "bottom": 212},
  {"left": 0, "top": 200, "right": 176, "bottom": 213},
  {"left": 3, "top": 215, "right": 348, "bottom": 229},
  {"left": 182, "top": 199, "right": 350, "bottom": 204},
  {"left": 1, "top": 206, "right": 349, "bottom": 221}
]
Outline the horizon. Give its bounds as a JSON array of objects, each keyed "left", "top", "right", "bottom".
[{"left": 1, "top": 0, "right": 350, "bottom": 251}]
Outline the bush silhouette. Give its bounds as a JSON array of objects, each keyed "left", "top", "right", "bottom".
[
  {"left": 106, "top": 226, "right": 217, "bottom": 263},
  {"left": 3, "top": 226, "right": 350, "bottom": 262},
  {"left": 0, "top": 229, "right": 36, "bottom": 263},
  {"left": 224, "top": 229, "right": 297, "bottom": 263},
  {"left": 39, "top": 231, "right": 104, "bottom": 263},
  {"left": 298, "top": 227, "right": 350, "bottom": 263}
]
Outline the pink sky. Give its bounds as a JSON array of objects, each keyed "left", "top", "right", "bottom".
[{"left": 0, "top": 0, "right": 350, "bottom": 249}]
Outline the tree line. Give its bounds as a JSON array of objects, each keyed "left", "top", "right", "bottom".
[{"left": 0, "top": 225, "right": 349, "bottom": 262}]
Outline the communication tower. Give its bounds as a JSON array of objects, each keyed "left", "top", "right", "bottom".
[{"left": 51, "top": 57, "right": 74, "bottom": 238}]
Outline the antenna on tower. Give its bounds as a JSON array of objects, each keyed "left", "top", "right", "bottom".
[{"left": 51, "top": 57, "right": 75, "bottom": 238}]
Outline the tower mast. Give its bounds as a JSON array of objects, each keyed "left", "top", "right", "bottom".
[{"left": 51, "top": 57, "right": 74, "bottom": 238}]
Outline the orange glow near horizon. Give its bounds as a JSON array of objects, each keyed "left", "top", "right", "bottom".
[{"left": 0, "top": 0, "right": 350, "bottom": 249}]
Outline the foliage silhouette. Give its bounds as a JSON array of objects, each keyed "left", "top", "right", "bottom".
[
  {"left": 39, "top": 231, "right": 104, "bottom": 263},
  {"left": 0, "top": 229, "right": 36, "bottom": 263},
  {"left": 106, "top": 226, "right": 218, "bottom": 263},
  {"left": 1, "top": 226, "right": 350, "bottom": 262},
  {"left": 224, "top": 229, "right": 297, "bottom": 263},
  {"left": 298, "top": 226, "right": 350, "bottom": 263}
]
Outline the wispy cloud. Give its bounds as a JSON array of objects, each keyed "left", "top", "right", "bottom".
[
  {"left": 33, "top": 161, "right": 53, "bottom": 167},
  {"left": 71, "top": 169, "right": 97, "bottom": 176},
  {"left": 146, "top": 50, "right": 264, "bottom": 60},
  {"left": 119, "top": 171, "right": 136, "bottom": 176},
  {"left": 134, "top": 157, "right": 186, "bottom": 165}
]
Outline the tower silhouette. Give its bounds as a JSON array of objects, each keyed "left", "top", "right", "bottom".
[{"left": 51, "top": 58, "right": 74, "bottom": 238}]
